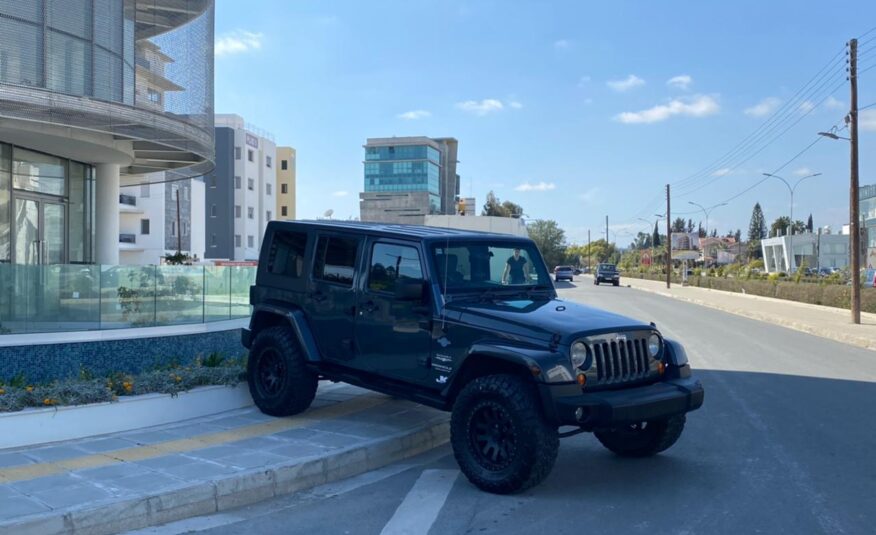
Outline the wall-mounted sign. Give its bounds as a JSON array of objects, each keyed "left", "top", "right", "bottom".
[{"left": 245, "top": 133, "right": 259, "bottom": 148}]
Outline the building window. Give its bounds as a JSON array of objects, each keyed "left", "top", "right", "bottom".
[
  {"left": 266, "top": 156, "right": 272, "bottom": 168},
  {"left": 281, "top": 206, "right": 288, "bottom": 217},
  {"left": 266, "top": 210, "right": 272, "bottom": 221},
  {"left": 210, "top": 175, "right": 217, "bottom": 188},
  {"left": 141, "top": 219, "right": 150, "bottom": 235},
  {"left": 234, "top": 235, "right": 241, "bottom": 247},
  {"left": 248, "top": 178, "right": 254, "bottom": 191},
  {"left": 248, "top": 235, "right": 255, "bottom": 248},
  {"left": 182, "top": 221, "right": 188, "bottom": 237},
  {"left": 235, "top": 205, "right": 241, "bottom": 218},
  {"left": 248, "top": 207, "right": 254, "bottom": 219},
  {"left": 247, "top": 149, "right": 254, "bottom": 162},
  {"left": 210, "top": 204, "right": 217, "bottom": 217},
  {"left": 234, "top": 147, "right": 241, "bottom": 160},
  {"left": 281, "top": 159, "right": 288, "bottom": 170},
  {"left": 140, "top": 184, "right": 150, "bottom": 198},
  {"left": 147, "top": 88, "right": 161, "bottom": 104},
  {"left": 281, "top": 184, "right": 288, "bottom": 194},
  {"left": 266, "top": 184, "right": 272, "bottom": 195},
  {"left": 171, "top": 221, "right": 177, "bottom": 237},
  {"left": 183, "top": 187, "right": 189, "bottom": 201},
  {"left": 211, "top": 234, "right": 217, "bottom": 247}
]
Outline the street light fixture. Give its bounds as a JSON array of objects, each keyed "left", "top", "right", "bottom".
[
  {"left": 761, "top": 172, "right": 822, "bottom": 236},
  {"left": 687, "top": 201, "right": 727, "bottom": 238}
]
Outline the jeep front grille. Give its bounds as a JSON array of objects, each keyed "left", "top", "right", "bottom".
[{"left": 591, "top": 336, "right": 653, "bottom": 385}]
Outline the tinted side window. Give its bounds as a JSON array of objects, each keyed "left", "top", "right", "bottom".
[
  {"left": 369, "top": 243, "right": 423, "bottom": 292},
  {"left": 268, "top": 230, "right": 307, "bottom": 278},
  {"left": 314, "top": 236, "right": 359, "bottom": 286}
]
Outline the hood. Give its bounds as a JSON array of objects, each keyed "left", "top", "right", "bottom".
[{"left": 445, "top": 297, "right": 651, "bottom": 345}]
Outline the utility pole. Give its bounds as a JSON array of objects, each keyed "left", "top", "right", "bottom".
[
  {"left": 850, "top": 38, "right": 861, "bottom": 324},
  {"left": 605, "top": 215, "right": 609, "bottom": 244},
  {"left": 666, "top": 184, "right": 671, "bottom": 289},
  {"left": 176, "top": 186, "right": 182, "bottom": 254},
  {"left": 587, "top": 229, "right": 591, "bottom": 272}
]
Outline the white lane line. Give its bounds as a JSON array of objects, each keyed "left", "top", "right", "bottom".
[{"left": 380, "top": 469, "right": 460, "bottom": 535}]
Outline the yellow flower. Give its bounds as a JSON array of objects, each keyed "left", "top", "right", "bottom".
[
  {"left": 43, "top": 398, "right": 55, "bottom": 406},
  {"left": 174, "top": 375, "right": 182, "bottom": 383},
  {"left": 123, "top": 381, "right": 133, "bottom": 393},
  {"left": 0, "top": 388, "right": 5, "bottom": 395},
  {"left": 25, "top": 386, "right": 33, "bottom": 393}
]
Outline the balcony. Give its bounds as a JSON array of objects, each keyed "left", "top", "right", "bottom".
[
  {"left": 119, "top": 234, "right": 137, "bottom": 244},
  {"left": 120, "top": 194, "right": 137, "bottom": 206}
]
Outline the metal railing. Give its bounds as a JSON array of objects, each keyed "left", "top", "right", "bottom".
[
  {"left": 0, "top": 264, "right": 256, "bottom": 335},
  {"left": 119, "top": 234, "right": 137, "bottom": 244}
]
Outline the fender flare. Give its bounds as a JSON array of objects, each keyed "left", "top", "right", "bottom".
[{"left": 246, "top": 304, "right": 321, "bottom": 362}]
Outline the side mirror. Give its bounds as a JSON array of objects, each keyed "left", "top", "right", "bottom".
[{"left": 395, "top": 279, "right": 425, "bottom": 301}]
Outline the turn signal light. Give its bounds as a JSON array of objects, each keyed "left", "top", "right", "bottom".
[
  {"left": 576, "top": 373, "right": 586, "bottom": 386},
  {"left": 657, "top": 362, "right": 666, "bottom": 375}
]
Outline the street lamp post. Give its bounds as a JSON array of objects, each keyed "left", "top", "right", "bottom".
[
  {"left": 762, "top": 171, "right": 822, "bottom": 274},
  {"left": 687, "top": 201, "right": 727, "bottom": 239}
]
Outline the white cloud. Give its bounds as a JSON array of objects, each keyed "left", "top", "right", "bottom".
[
  {"left": 826, "top": 96, "right": 845, "bottom": 109},
  {"left": 606, "top": 74, "right": 645, "bottom": 92},
  {"left": 215, "top": 30, "right": 264, "bottom": 57},
  {"left": 515, "top": 181, "right": 556, "bottom": 192},
  {"left": 744, "top": 97, "right": 781, "bottom": 117},
  {"left": 712, "top": 168, "right": 732, "bottom": 177},
  {"left": 397, "top": 110, "right": 431, "bottom": 120},
  {"left": 615, "top": 95, "right": 720, "bottom": 124},
  {"left": 554, "top": 39, "right": 571, "bottom": 49},
  {"left": 332, "top": 190, "right": 349, "bottom": 197},
  {"left": 667, "top": 75, "right": 692, "bottom": 90},
  {"left": 457, "top": 99, "right": 504, "bottom": 116},
  {"left": 862, "top": 109, "right": 876, "bottom": 131},
  {"left": 508, "top": 100, "right": 523, "bottom": 109},
  {"left": 793, "top": 167, "right": 813, "bottom": 176},
  {"left": 798, "top": 100, "right": 815, "bottom": 113}
]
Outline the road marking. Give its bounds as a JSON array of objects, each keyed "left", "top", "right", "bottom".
[
  {"left": 380, "top": 469, "right": 459, "bottom": 535},
  {"left": 0, "top": 394, "right": 388, "bottom": 484}
]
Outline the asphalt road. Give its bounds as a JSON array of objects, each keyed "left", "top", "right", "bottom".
[{"left": 133, "top": 281, "right": 876, "bottom": 535}]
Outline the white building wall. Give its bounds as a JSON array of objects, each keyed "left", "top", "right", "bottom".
[
  {"left": 216, "top": 114, "right": 277, "bottom": 261},
  {"left": 423, "top": 215, "right": 529, "bottom": 237},
  {"left": 119, "top": 178, "right": 166, "bottom": 265}
]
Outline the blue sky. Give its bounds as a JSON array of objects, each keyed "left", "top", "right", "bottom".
[{"left": 214, "top": 0, "right": 876, "bottom": 245}]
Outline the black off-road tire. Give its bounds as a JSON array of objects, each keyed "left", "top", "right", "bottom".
[
  {"left": 247, "top": 326, "right": 318, "bottom": 417},
  {"left": 594, "top": 279, "right": 599, "bottom": 285},
  {"left": 613, "top": 280, "right": 620, "bottom": 287},
  {"left": 450, "top": 374, "right": 559, "bottom": 494},
  {"left": 594, "top": 415, "right": 686, "bottom": 457}
]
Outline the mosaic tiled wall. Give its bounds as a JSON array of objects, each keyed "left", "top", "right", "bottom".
[{"left": 0, "top": 329, "right": 246, "bottom": 383}]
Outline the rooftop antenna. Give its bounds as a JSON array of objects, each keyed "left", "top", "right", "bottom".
[{"left": 323, "top": 209, "right": 334, "bottom": 219}]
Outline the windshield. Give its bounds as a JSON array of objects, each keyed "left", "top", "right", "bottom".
[
  {"left": 599, "top": 264, "right": 616, "bottom": 271},
  {"left": 431, "top": 241, "right": 552, "bottom": 292}
]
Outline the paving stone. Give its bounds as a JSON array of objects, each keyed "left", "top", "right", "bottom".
[
  {"left": 21, "top": 445, "right": 90, "bottom": 463},
  {"left": 216, "top": 451, "right": 289, "bottom": 470},
  {"left": 268, "top": 442, "right": 332, "bottom": 460},
  {"left": 10, "top": 473, "right": 82, "bottom": 495},
  {"left": 135, "top": 454, "right": 201, "bottom": 470},
  {"left": 227, "top": 436, "right": 286, "bottom": 450},
  {"left": 0, "top": 452, "right": 36, "bottom": 468},
  {"left": 77, "top": 461, "right": 154, "bottom": 481},
  {"left": 118, "top": 430, "right": 180, "bottom": 445},
  {"left": 161, "top": 459, "right": 238, "bottom": 481},
  {"left": 30, "top": 482, "right": 114, "bottom": 510},
  {"left": 307, "top": 419, "right": 396, "bottom": 439},
  {"left": 203, "top": 416, "right": 268, "bottom": 430},
  {"left": 162, "top": 423, "right": 228, "bottom": 439},
  {"left": 272, "top": 427, "right": 321, "bottom": 441},
  {"left": 105, "top": 473, "right": 185, "bottom": 495},
  {"left": 303, "top": 431, "right": 359, "bottom": 449},
  {"left": 187, "top": 445, "right": 246, "bottom": 461},
  {"left": 0, "top": 495, "right": 52, "bottom": 519},
  {"left": 77, "top": 437, "right": 144, "bottom": 454},
  {"left": 0, "top": 484, "right": 24, "bottom": 500}
]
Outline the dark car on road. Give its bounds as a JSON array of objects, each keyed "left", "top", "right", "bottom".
[
  {"left": 595, "top": 263, "right": 620, "bottom": 286},
  {"left": 243, "top": 221, "right": 704, "bottom": 494},
  {"left": 554, "top": 265, "right": 574, "bottom": 282}
]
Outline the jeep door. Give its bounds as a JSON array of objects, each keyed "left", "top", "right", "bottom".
[
  {"left": 305, "top": 234, "right": 362, "bottom": 361},
  {"left": 353, "top": 239, "right": 432, "bottom": 383}
]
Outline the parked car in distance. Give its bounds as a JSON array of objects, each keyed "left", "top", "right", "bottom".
[
  {"left": 554, "top": 265, "right": 574, "bottom": 282},
  {"left": 594, "top": 263, "right": 620, "bottom": 286},
  {"left": 243, "top": 221, "right": 704, "bottom": 494},
  {"left": 574, "top": 268, "right": 583, "bottom": 275}
]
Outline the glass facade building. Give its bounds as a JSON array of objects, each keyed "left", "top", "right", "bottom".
[{"left": 363, "top": 142, "right": 443, "bottom": 214}]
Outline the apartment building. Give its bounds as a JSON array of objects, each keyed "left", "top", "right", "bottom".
[{"left": 276, "top": 147, "right": 297, "bottom": 221}]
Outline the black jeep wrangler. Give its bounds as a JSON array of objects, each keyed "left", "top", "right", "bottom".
[
  {"left": 595, "top": 263, "right": 620, "bottom": 286},
  {"left": 243, "top": 221, "right": 704, "bottom": 494}
]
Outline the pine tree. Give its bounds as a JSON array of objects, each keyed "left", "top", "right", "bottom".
[
  {"left": 807, "top": 213, "right": 813, "bottom": 233},
  {"left": 652, "top": 222, "right": 661, "bottom": 247},
  {"left": 687, "top": 219, "right": 695, "bottom": 233},
  {"left": 748, "top": 203, "right": 767, "bottom": 259},
  {"left": 697, "top": 222, "right": 705, "bottom": 238}
]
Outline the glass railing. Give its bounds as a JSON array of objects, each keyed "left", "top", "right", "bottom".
[{"left": 0, "top": 264, "right": 256, "bottom": 335}]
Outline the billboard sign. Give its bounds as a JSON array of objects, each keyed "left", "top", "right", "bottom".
[{"left": 671, "top": 232, "right": 700, "bottom": 261}]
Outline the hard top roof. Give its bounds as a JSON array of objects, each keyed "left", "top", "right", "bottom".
[{"left": 270, "top": 220, "right": 530, "bottom": 242}]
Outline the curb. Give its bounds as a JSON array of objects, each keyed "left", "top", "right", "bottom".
[
  {"left": 0, "top": 419, "right": 450, "bottom": 535},
  {"left": 623, "top": 281, "right": 876, "bottom": 351}
]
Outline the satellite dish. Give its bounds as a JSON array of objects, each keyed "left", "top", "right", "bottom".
[{"left": 324, "top": 209, "right": 334, "bottom": 219}]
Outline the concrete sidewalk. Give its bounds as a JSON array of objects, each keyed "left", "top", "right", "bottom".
[
  {"left": 0, "top": 383, "right": 449, "bottom": 535},
  {"left": 612, "top": 275, "right": 876, "bottom": 350}
]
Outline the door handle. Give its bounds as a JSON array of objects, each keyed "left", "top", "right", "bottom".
[
  {"left": 361, "top": 300, "right": 378, "bottom": 313},
  {"left": 310, "top": 291, "right": 327, "bottom": 303}
]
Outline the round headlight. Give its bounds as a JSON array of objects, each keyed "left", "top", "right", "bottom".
[
  {"left": 571, "top": 341, "right": 589, "bottom": 369},
  {"left": 648, "top": 333, "right": 662, "bottom": 358}
]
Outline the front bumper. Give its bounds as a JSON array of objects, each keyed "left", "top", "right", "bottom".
[{"left": 540, "top": 376, "right": 704, "bottom": 428}]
